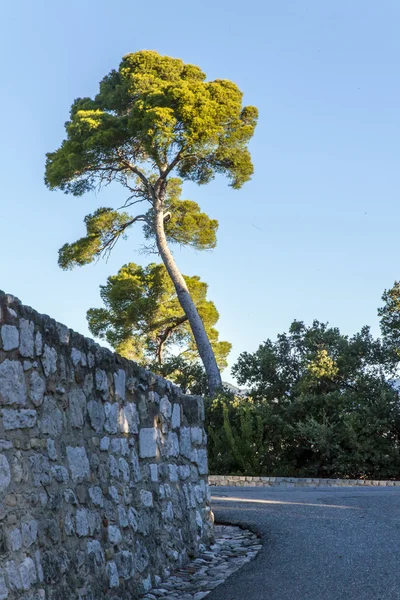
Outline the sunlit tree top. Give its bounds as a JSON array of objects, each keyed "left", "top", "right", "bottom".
[{"left": 45, "top": 50, "right": 258, "bottom": 194}]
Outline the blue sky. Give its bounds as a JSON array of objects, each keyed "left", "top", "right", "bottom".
[{"left": 1, "top": 1, "right": 400, "bottom": 381}]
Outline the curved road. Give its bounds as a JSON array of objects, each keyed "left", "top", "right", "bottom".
[{"left": 208, "top": 485, "right": 400, "bottom": 600}]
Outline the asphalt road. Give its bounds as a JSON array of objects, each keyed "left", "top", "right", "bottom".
[{"left": 208, "top": 485, "right": 400, "bottom": 600}]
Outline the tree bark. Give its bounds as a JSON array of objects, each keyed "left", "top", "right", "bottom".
[{"left": 153, "top": 205, "right": 222, "bottom": 395}]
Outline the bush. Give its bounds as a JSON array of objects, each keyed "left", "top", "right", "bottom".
[{"left": 205, "top": 321, "right": 400, "bottom": 479}]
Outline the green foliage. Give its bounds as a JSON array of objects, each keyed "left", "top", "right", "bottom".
[
  {"left": 206, "top": 393, "right": 274, "bottom": 476},
  {"left": 206, "top": 320, "right": 400, "bottom": 479},
  {"left": 45, "top": 51, "right": 257, "bottom": 392},
  {"left": 232, "top": 320, "right": 388, "bottom": 401},
  {"left": 379, "top": 281, "right": 400, "bottom": 360},
  {"left": 143, "top": 178, "right": 218, "bottom": 250},
  {"left": 58, "top": 208, "right": 133, "bottom": 269},
  {"left": 87, "top": 262, "right": 231, "bottom": 368},
  {"left": 45, "top": 50, "right": 258, "bottom": 194},
  {"left": 151, "top": 356, "right": 209, "bottom": 396}
]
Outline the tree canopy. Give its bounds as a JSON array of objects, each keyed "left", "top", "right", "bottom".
[
  {"left": 87, "top": 262, "right": 231, "bottom": 368},
  {"left": 378, "top": 281, "right": 400, "bottom": 360},
  {"left": 206, "top": 320, "right": 400, "bottom": 479},
  {"left": 232, "top": 320, "right": 390, "bottom": 401},
  {"left": 45, "top": 50, "right": 258, "bottom": 393},
  {"left": 45, "top": 51, "right": 257, "bottom": 197}
]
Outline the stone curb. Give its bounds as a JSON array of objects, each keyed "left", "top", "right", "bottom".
[{"left": 209, "top": 475, "right": 400, "bottom": 488}]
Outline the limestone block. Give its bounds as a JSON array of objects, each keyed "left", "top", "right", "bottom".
[
  {"left": 35, "top": 332, "right": 42, "bottom": 356},
  {"left": 118, "top": 403, "right": 139, "bottom": 434},
  {"left": 66, "top": 447, "right": 90, "bottom": 482},
  {"left": 190, "top": 427, "right": 203, "bottom": 445},
  {"left": 56, "top": 322, "right": 70, "bottom": 346},
  {"left": 168, "top": 432, "right": 180, "bottom": 457},
  {"left": 95, "top": 369, "right": 109, "bottom": 399},
  {"left": 19, "top": 319, "right": 35, "bottom": 358},
  {"left": 130, "top": 449, "right": 142, "bottom": 482},
  {"left": 41, "top": 345, "right": 57, "bottom": 377},
  {"left": 160, "top": 396, "right": 172, "bottom": 419},
  {"left": 196, "top": 449, "right": 208, "bottom": 476},
  {"left": 104, "top": 402, "right": 118, "bottom": 434},
  {"left": 100, "top": 436, "right": 110, "bottom": 451},
  {"left": 87, "top": 401, "right": 105, "bottom": 434},
  {"left": 5, "top": 561, "right": 22, "bottom": 591},
  {"left": 47, "top": 439, "right": 57, "bottom": 461},
  {"left": 107, "top": 562, "right": 119, "bottom": 589},
  {"left": 8, "top": 528, "right": 22, "bottom": 551},
  {"left": 39, "top": 397, "right": 63, "bottom": 436},
  {"left": 168, "top": 464, "right": 179, "bottom": 482},
  {"left": 109, "top": 486, "right": 119, "bottom": 504},
  {"left": 117, "top": 505, "right": 129, "bottom": 528},
  {"left": 1, "top": 325, "right": 19, "bottom": 351},
  {"left": 108, "top": 455, "right": 119, "bottom": 479},
  {"left": 108, "top": 525, "right": 122, "bottom": 544},
  {"left": 140, "top": 489, "right": 153, "bottom": 507},
  {"left": 116, "top": 550, "right": 134, "bottom": 580},
  {"left": 128, "top": 507, "right": 138, "bottom": 532},
  {"left": 139, "top": 428, "right": 157, "bottom": 458},
  {"left": 0, "top": 570, "right": 8, "bottom": 600},
  {"left": 29, "top": 371, "right": 46, "bottom": 407},
  {"left": 2, "top": 409, "right": 37, "bottom": 430},
  {"left": 21, "top": 519, "right": 38, "bottom": 547},
  {"left": 119, "top": 458, "right": 130, "bottom": 483},
  {"left": 20, "top": 556, "right": 37, "bottom": 590},
  {"left": 29, "top": 455, "right": 52, "bottom": 487},
  {"left": 180, "top": 427, "right": 192, "bottom": 459},
  {"left": 71, "top": 348, "right": 82, "bottom": 366},
  {"left": 89, "top": 486, "right": 104, "bottom": 507},
  {"left": 69, "top": 388, "right": 86, "bottom": 429},
  {"left": 0, "top": 360, "right": 27, "bottom": 406},
  {"left": 171, "top": 403, "right": 181, "bottom": 429},
  {"left": 114, "top": 369, "right": 126, "bottom": 401},
  {"left": 76, "top": 509, "right": 89, "bottom": 537}
]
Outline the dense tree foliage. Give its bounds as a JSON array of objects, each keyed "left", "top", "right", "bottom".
[
  {"left": 45, "top": 50, "right": 257, "bottom": 393},
  {"left": 87, "top": 262, "right": 231, "bottom": 368},
  {"left": 378, "top": 281, "right": 400, "bottom": 360},
  {"left": 206, "top": 320, "right": 400, "bottom": 479},
  {"left": 152, "top": 356, "right": 209, "bottom": 396}
]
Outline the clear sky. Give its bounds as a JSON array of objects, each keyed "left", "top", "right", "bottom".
[{"left": 1, "top": 1, "right": 400, "bottom": 382}]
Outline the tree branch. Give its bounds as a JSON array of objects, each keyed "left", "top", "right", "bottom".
[
  {"left": 155, "top": 314, "right": 188, "bottom": 364},
  {"left": 114, "top": 151, "right": 155, "bottom": 203},
  {"left": 117, "top": 196, "right": 148, "bottom": 210},
  {"left": 160, "top": 150, "right": 182, "bottom": 179},
  {"left": 98, "top": 214, "right": 148, "bottom": 260}
]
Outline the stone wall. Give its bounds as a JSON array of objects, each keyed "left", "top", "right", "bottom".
[{"left": 0, "top": 291, "right": 213, "bottom": 600}]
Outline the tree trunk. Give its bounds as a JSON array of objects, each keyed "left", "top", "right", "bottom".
[
  {"left": 156, "top": 340, "right": 163, "bottom": 365},
  {"left": 153, "top": 206, "right": 222, "bottom": 395}
]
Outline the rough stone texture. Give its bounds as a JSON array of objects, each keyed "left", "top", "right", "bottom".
[
  {"left": 19, "top": 319, "right": 35, "bottom": 358},
  {"left": 139, "top": 428, "right": 158, "bottom": 458},
  {"left": 1, "top": 326, "right": 19, "bottom": 351},
  {"left": 0, "top": 290, "right": 212, "bottom": 600},
  {"left": 0, "top": 360, "right": 27, "bottom": 406},
  {"left": 1, "top": 409, "right": 37, "bottom": 430},
  {"left": 141, "top": 525, "right": 261, "bottom": 600}
]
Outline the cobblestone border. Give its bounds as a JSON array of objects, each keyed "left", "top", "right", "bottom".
[
  {"left": 209, "top": 475, "right": 400, "bottom": 488},
  {"left": 141, "top": 525, "right": 261, "bottom": 600}
]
